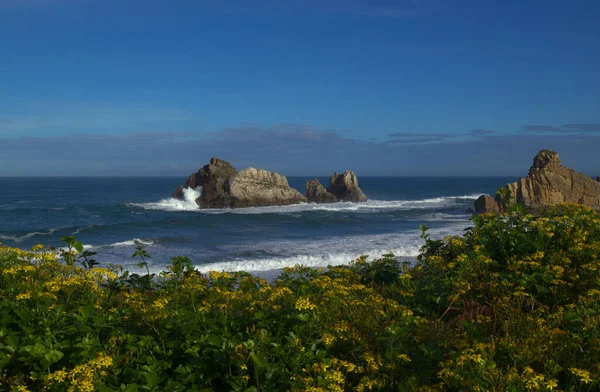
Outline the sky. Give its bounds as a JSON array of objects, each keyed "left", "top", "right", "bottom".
[{"left": 0, "top": 0, "right": 599, "bottom": 176}]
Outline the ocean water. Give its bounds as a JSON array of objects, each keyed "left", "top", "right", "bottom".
[{"left": 0, "top": 177, "right": 514, "bottom": 275}]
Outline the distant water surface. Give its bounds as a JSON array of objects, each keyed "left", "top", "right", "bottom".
[{"left": 0, "top": 177, "right": 515, "bottom": 274}]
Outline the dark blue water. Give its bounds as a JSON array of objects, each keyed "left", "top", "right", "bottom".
[{"left": 0, "top": 177, "right": 515, "bottom": 273}]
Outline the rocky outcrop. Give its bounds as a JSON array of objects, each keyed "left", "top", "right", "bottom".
[
  {"left": 475, "top": 150, "right": 600, "bottom": 213},
  {"left": 172, "top": 186, "right": 185, "bottom": 199},
  {"left": 327, "top": 171, "right": 368, "bottom": 203},
  {"left": 173, "top": 157, "right": 306, "bottom": 209},
  {"left": 474, "top": 194, "right": 502, "bottom": 214},
  {"left": 305, "top": 179, "right": 337, "bottom": 203},
  {"left": 226, "top": 168, "right": 307, "bottom": 208},
  {"left": 596, "top": 176, "right": 600, "bottom": 183}
]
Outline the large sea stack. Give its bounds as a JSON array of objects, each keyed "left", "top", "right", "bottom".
[
  {"left": 326, "top": 171, "right": 368, "bottom": 202},
  {"left": 173, "top": 157, "right": 306, "bottom": 209},
  {"left": 474, "top": 150, "right": 600, "bottom": 213}
]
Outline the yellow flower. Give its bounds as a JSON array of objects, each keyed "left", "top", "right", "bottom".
[
  {"left": 31, "top": 244, "right": 45, "bottom": 251},
  {"left": 16, "top": 292, "right": 32, "bottom": 301},
  {"left": 322, "top": 334, "right": 335, "bottom": 347},
  {"left": 295, "top": 297, "right": 316, "bottom": 311},
  {"left": 570, "top": 368, "right": 593, "bottom": 384}
]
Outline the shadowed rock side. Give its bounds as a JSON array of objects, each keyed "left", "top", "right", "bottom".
[
  {"left": 305, "top": 179, "right": 337, "bottom": 203},
  {"left": 475, "top": 150, "right": 600, "bottom": 213},
  {"left": 173, "top": 157, "right": 306, "bottom": 209},
  {"left": 474, "top": 194, "right": 502, "bottom": 214},
  {"left": 596, "top": 176, "right": 600, "bottom": 183},
  {"left": 327, "top": 171, "right": 368, "bottom": 202}
]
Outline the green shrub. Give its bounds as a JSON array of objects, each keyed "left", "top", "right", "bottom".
[{"left": 0, "top": 203, "right": 599, "bottom": 391}]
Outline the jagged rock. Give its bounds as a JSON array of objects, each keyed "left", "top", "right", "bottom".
[
  {"left": 172, "top": 157, "right": 237, "bottom": 205},
  {"left": 474, "top": 194, "right": 502, "bottom": 214},
  {"left": 305, "top": 179, "right": 337, "bottom": 203},
  {"left": 327, "top": 171, "right": 368, "bottom": 202},
  {"left": 226, "top": 168, "right": 307, "bottom": 208},
  {"left": 173, "top": 158, "right": 306, "bottom": 209},
  {"left": 596, "top": 176, "right": 600, "bottom": 183},
  {"left": 172, "top": 186, "right": 185, "bottom": 199},
  {"left": 475, "top": 150, "right": 600, "bottom": 213}
]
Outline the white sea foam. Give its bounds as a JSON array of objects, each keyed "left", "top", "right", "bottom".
[
  {"left": 130, "top": 186, "right": 202, "bottom": 211},
  {"left": 193, "top": 249, "right": 416, "bottom": 274},
  {"left": 71, "top": 224, "right": 102, "bottom": 235},
  {"left": 192, "top": 225, "right": 468, "bottom": 273},
  {"left": 108, "top": 238, "right": 155, "bottom": 248},
  {"left": 130, "top": 193, "right": 481, "bottom": 214},
  {"left": 0, "top": 228, "right": 59, "bottom": 243}
]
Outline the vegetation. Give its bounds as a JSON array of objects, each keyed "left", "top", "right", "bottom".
[{"left": 1, "top": 204, "right": 600, "bottom": 391}]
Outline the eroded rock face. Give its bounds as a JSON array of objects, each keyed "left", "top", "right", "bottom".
[
  {"left": 305, "top": 178, "right": 337, "bottom": 203},
  {"left": 474, "top": 194, "right": 502, "bottom": 214},
  {"left": 226, "top": 168, "right": 307, "bottom": 208},
  {"left": 474, "top": 150, "right": 600, "bottom": 213},
  {"left": 327, "top": 171, "right": 368, "bottom": 202},
  {"left": 173, "top": 158, "right": 306, "bottom": 209},
  {"left": 507, "top": 150, "right": 600, "bottom": 208}
]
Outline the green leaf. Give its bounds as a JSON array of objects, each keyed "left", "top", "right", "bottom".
[
  {"left": 73, "top": 241, "right": 84, "bottom": 253},
  {"left": 250, "top": 351, "right": 267, "bottom": 368}
]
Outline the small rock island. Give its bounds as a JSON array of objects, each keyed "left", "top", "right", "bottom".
[
  {"left": 173, "top": 157, "right": 368, "bottom": 209},
  {"left": 305, "top": 171, "right": 368, "bottom": 204},
  {"left": 475, "top": 149, "right": 600, "bottom": 213}
]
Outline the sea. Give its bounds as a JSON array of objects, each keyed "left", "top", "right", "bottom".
[{"left": 0, "top": 177, "right": 515, "bottom": 276}]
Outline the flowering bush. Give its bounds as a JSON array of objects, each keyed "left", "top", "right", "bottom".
[{"left": 0, "top": 203, "right": 599, "bottom": 391}]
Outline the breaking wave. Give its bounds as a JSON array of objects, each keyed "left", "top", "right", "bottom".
[
  {"left": 130, "top": 193, "right": 481, "bottom": 214},
  {"left": 190, "top": 225, "right": 468, "bottom": 273},
  {"left": 0, "top": 228, "right": 60, "bottom": 243},
  {"left": 129, "top": 187, "right": 202, "bottom": 211}
]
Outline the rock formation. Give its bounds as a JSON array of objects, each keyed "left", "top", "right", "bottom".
[
  {"left": 596, "top": 176, "right": 600, "bottom": 183},
  {"left": 326, "top": 171, "right": 368, "bottom": 202},
  {"left": 226, "top": 168, "right": 307, "bottom": 208},
  {"left": 475, "top": 150, "right": 600, "bottom": 213},
  {"left": 173, "top": 157, "right": 306, "bottom": 209},
  {"left": 305, "top": 179, "right": 337, "bottom": 203},
  {"left": 474, "top": 194, "right": 502, "bottom": 214}
]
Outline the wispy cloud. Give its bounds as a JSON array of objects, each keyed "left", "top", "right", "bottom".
[
  {"left": 387, "top": 131, "right": 456, "bottom": 139},
  {"left": 521, "top": 123, "right": 600, "bottom": 133},
  {"left": 1, "top": 123, "right": 599, "bottom": 176},
  {"left": 0, "top": 100, "right": 198, "bottom": 136},
  {"left": 469, "top": 128, "right": 498, "bottom": 137},
  {"left": 386, "top": 136, "right": 447, "bottom": 144}
]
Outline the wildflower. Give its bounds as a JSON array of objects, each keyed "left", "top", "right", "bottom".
[
  {"left": 16, "top": 292, "right": 32, "bottom": 300},
  {"left": 295, "top": 297, "right": 316, "bottom": 311},
  {"left": 570, "top": 368, "right": 593, "bottom": 384},
  {"left": 322, "top": 334, "right": 335, "bottom": 347}
]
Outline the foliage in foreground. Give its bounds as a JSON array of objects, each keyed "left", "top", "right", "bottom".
[{"left": 1, "top": 204, "right": 600, "bottom": 391}]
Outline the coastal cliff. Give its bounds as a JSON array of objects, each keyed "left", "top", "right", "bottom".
[{"left": 475, "top": 150, "right": 600, "bottom": 213}]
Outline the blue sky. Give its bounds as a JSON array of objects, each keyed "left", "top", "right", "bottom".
[{"left": 1, "top": 0, "right": 599, "bottom": 176}]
